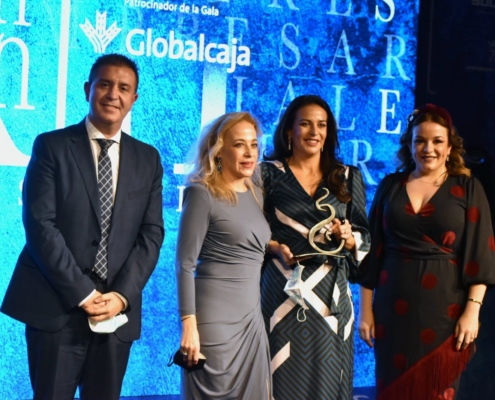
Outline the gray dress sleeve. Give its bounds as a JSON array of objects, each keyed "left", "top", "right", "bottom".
[{"left": 175, "top": 184, "right": 211, "bottom": 316}]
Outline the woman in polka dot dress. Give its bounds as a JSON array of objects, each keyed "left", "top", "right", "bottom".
[{"left": 357, "top": 104, "right": 495, "bottom": 400}]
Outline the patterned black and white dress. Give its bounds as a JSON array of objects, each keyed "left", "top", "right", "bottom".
[{"left": 260, "top": 160, "right": 370, "bottom": 400}]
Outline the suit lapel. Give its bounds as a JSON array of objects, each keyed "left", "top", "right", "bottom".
[
  {"left": 69, "top": 120, "right": 101, "bottom": 227},
  {"left": 112, "top": 132, "right": 136, "bottom": 223}
]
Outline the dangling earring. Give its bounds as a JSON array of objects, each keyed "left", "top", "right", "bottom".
[
  {"left": 321, "top": 146, "right": 324, "bottom": 153},
  {"left": 446, "top": 156, "right": 450, "bottom": 162},
  {"left": 288, "top": 137, "right": 292, "bottom": 151},
  {"left": 216, "top": 157, "right": 222, "bottom": 173}
]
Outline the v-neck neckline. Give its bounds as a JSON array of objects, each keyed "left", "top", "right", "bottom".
[
  {"left": 404, "top": 174, "right": 449, "bottom": 215},
  {"left": 283, "top": 159, "right": 324, "bottom": 200}
]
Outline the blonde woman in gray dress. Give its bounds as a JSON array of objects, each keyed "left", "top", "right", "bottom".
[{"left": 176, "top": 112, "right": 271, "bottom": 399}]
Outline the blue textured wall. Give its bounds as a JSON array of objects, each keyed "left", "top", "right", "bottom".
[{"left": 0, "top": 0, "right": 418, "bottom": 398}]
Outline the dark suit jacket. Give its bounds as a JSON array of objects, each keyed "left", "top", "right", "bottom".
[{"left": 1, "top": 120, "right": 164, "bottom": 342}]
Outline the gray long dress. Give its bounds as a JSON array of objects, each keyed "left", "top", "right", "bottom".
[{"left": 176, "top": 183, "right": 271, "bottom": 400}]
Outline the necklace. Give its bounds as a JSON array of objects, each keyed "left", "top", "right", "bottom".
[{"left": 411, "top": 170, "right": 448, "bottom": 186}]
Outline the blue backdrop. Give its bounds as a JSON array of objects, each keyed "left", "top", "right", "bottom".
[{"left": 0, "top": 0, "right": 418, "bottom": 398}]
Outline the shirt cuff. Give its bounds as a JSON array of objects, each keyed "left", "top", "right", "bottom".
[
  {"left": 352, "top": 231, "right": 367, "bottom": 262},
  {"left": 113, "top": 292, "right": 128, "bottom": 311},
  {"left": 78, "top": 289, "right": 96, "bottom": 307}
]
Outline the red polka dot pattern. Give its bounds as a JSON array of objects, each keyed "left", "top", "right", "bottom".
[
  {"left": 379, "top": 270, "right": 388, "bottom": 286},
  {"left": 439, "top": 388, "right": 456, "bottom": 400},
  {"left": 489, "top": 236, "right": 495, "bottom": 252},
  {"left": 450, "top": 186, "right": 465, "bottom": 197},
  {"left": 375, "top": 324, "right": 386, "bottom": 339},
  {"left": 467, "top": 207, "right": 480, "bottom": 223},
  {"left": 450, "top": 259, "right": 458, "bottom": 265},
  {"left": 465, "top": 261, "right": 480, "bottom": 277},
  {"left": 440, "top": 246, "right": 454, "bottom": 254},
  {"left": 393, "top": 354, "right": 406, "bottom": 370},
  {"left": 447, "top": 304, "right": 461, "bottom": 320},
  {"left": 421, "top": 274, "right": 437, "bottom": 289},
  {"left": 442, "top": 231, "right": 456, "bottom": 246},
  {"left": 422, "top": 235, "right": 436, "bottom": 245},
  {"left": 394, "top": 300, "right": 409, "bottom": 315},
  {"left": 420, "top": 328, "right": 436, "bottom": 344},
  {"left": 405, "top": 203, "right": 415, "bottom": 216},
  {"left": 420, "top": 203, "right": 435, "bottom": 217}
]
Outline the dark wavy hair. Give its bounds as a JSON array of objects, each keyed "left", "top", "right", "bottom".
[
  {"left": 396, "top": 104, "right": 470, "bottom": 177},
  {"left": 264, "top": 94, "right": 350, "bottom": 202}
]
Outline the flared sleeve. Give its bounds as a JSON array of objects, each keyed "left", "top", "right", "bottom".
[
  {"left": 175, "top": 183, "right": 211, "bottom": 316},
  {"left": 460, "top": 176, "right": 495, "bottom": 287},
  {"left": 358, "top": 173, "right": 397, "bottom": 289},
  {"left": 346, "top": 167, "right": 371, "bottom": 264}
]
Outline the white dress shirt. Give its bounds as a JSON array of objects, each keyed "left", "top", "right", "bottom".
[{"left": 86, "top": 117, "right": 121, "bottom": 203}]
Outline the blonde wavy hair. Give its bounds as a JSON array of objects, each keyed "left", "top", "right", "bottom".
[{"left": 187, "top": 112, "right": 263, "bottom": 204}]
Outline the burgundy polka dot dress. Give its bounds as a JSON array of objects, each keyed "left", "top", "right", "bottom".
[{"left": 359, "top": 173, "right": 495, "bottom": 400}]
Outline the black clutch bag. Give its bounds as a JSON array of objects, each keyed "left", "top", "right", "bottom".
[{"left": 168, "top": 349, "right": 206, "bottom": 371}]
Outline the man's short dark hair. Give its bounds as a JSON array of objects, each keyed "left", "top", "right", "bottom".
[{"left": 88, "top": 53, "right": 139, "bottom": 91}]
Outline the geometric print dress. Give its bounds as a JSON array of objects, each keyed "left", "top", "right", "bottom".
[
  {"left": 260, "top": 160, "right": 371, "bottom": 400},
  {"left": 359, "top": 172, "right": 495, "bottom": 400}
]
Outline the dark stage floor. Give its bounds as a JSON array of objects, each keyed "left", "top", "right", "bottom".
[{"left": 120, "top": 387, "right": 376, "bottom": 399}]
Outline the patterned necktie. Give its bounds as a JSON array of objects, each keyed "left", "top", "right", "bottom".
[{"left": 93, "top": 139, "right": 115, "bottom": 280}]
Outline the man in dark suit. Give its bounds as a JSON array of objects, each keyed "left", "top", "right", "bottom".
[{"left": 1, "top": 54, "right": 164, "bottom": 399}]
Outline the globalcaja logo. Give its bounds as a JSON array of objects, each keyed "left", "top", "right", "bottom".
[
  {"left": 80, "top": 10, "right": 251, "bottom": 73},
  {"left": 80, "top": 11, "right": 122, "bottom": 53},
  {"left": 126, "top": 30, "right": 250, "bottom": 73}
]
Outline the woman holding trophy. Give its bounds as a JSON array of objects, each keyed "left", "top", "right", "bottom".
[{"left": 260, "top": 95, "right": 370, "bottom": 399}]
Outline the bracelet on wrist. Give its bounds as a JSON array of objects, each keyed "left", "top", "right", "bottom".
[{"left": 467, "top": 298, "right": 483, "bottom": 306}]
